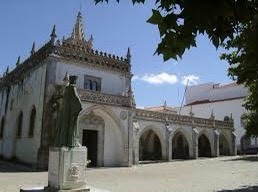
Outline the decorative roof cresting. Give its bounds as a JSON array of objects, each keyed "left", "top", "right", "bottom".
[{"left": 63, "top": 11, "right": 93, "bottom": 49}]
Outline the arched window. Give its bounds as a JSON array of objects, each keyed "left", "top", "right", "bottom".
[
  {"left": 0, "top": 117, "right": 5, "bottom": 139},
  {"left": 17, "top": 111, "right": 23, "bottom": 138},
  {"left": 92, "top": 81, "right": 97, "bottom": 91},
  {"left": 84, "top": 75, "right": 101, "bottom": 92},
  {"left": 28, "top": 106, "right": 36, "bottom": 137},
  {"left": 85, "top": 79, "right": 92, "bottom": 90}
]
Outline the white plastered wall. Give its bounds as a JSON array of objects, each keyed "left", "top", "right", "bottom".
[
  {"left": 55, "top": 61, "right": 129, "bottom": 96},
  {"left": 0, "top": 63, "right": 47, "bottom": 164}
]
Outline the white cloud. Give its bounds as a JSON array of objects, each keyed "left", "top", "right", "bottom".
[
  {"left": 132, "top": 75, "right": 139, "bottom": 81},
  {"left": 133, "top": 73, "right": 200, "bottom": 86},
  {"left": 181, "top": 75, "right": 200, "bottom": 85},
  {"left": 135, "top": 72, "right": 178, "bottom": 85}
]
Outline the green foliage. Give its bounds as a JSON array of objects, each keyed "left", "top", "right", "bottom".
[{"left": 94, "top": 0, "right": 258, "bottom": 137}]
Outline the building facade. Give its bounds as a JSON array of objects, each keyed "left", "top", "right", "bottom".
[
  {"left": 0, "top": 12, "right": 235, "bottom": 169},
  {"left": 177, "top": 82, "right": 258, "bottom": 153}
]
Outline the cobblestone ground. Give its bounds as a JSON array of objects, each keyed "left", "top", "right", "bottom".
[{"left": 0, "top": 155, "right": 258, "bottom": 192}]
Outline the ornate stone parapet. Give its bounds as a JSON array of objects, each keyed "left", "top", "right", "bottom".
[
  {"left": 77, "top": 89, "right": 132, "bottom": 107},
  {"left": 53, "top": 44, "right": 130, "bottom": 75},
  {"left": 134, "top": 109, "right": 233, "bottom": 130}
]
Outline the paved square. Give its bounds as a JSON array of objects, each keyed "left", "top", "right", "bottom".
[{"left": 1, "top": 156, "right": 258, "bottom": 192}]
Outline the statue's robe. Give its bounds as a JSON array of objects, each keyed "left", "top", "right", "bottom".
[{"left": 54, "top": 85, "right": 82, "bottom": 148}]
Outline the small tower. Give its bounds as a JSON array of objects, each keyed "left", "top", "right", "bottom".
[
  {"left": 71, "top": 11, "right": 85, "bottom": 41},
  {"left": 64, "top": 11, "right": 93, "bottom": 49},
  {"left": 230, "top": 113, "right": 234, "bottom": 123},
  {"left": 163, "top": 100, "right": 167, "bottom": 110},
  {"left": 189, "top": 105, "right": 194, "bottom": 117},
  {"left": 89, "top": 34, "right": 93, "bottom": 46},
  {"left": 127, "top": 84, "right": 133, "bottom": 97},
  {"left": 126, "top": 47, "right": 131, "bottom": 64},
  {"left": 210, "top": 109, "right": 215, "bottom": 120},
  {"left": 16, "top": 56, "right": 21, "bottom": 66},
  {"left": 31, "top": 41, "right": 35, "bottom": 55},
  {"left": 63, "top": 72, "right": 70, "bottom": 86},
  {"left": 50, "top": 25, "right": 57, "bottom": 44},
  {"left": 132, "top": 95, "right": 136, "bottom": 108},
  {"left": 5, "top": 66, "right": 9, "bottom": 76}
]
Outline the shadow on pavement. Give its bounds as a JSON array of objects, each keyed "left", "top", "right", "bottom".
[
  {"left": 222, "top": 155, "right": 258, "bottom": 162},
  {"left": 217, "top": 185, "right": 258, "bottom": 191},
  {"left": 0, "top": 160, "right": 41, "bottom": 172}
]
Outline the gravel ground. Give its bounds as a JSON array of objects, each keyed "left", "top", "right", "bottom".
[{"left": 1, "top": 155, "right": 258, "bottom": 192}]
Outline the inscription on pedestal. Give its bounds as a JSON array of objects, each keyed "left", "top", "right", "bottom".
[{"left": 68, "top": 165, "right": 80, "bottom": 181}]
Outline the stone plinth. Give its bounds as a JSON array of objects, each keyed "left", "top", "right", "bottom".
[{"left": 48, "top": 147, "right": 88, "bottom": 191}]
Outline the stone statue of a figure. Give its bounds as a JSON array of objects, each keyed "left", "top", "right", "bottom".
[{"left": 54, "top": 75, "right": 82, "bottom": 148}]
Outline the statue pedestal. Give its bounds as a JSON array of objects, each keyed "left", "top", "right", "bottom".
[{"left": 48, "top": 147, "right": 89, "bottom": 191}]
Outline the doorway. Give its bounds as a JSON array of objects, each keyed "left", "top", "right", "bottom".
[{"left": 82, "top": 130, "right": 98, "bottom": 167}]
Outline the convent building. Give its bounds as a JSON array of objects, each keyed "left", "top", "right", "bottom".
[{"left": 0, "top": 12, "right": 236, "bottom": 169}]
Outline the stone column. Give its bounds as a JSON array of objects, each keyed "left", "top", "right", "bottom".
[
  {"left": 231, "top": 132, "right": 237, "bottom": 155},
  {"left": 126, "top": 110, "right": 133, "bottom": 167},
  {"left": 192, "top": 128, "right": 199, "bottom": 159},
  {"left": 214, "top": 129, "right": 219, "bottom": 157},
  {"left": 132, "top": 121, "right": 140, "bottom": 165},
  {"left": 168, "top": 134, "right": 172, "bottom": 161},
  {"left": 165, "top": 123, "right": 173, "bottom": 161},
  {"left": 133, "top": 140, "right": 140, "bottom": 165}
]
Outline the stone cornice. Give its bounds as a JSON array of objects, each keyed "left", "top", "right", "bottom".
[
  {"left": 134, "top": 109, "right": 233, "bottom": 130},
  {"left": 77, "top": 88, "right": 132, "bottom": 107}
]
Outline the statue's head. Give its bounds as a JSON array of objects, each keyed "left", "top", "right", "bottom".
[{"left": 69, "top": 75, "right": 78, "bottom": 85}]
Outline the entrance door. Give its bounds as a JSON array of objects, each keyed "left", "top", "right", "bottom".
[{"left": 82, "top": 130, "right": 98, "bottom": 167}]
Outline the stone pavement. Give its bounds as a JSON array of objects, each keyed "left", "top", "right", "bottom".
[{"left": 1, "top": 156, "right": 258, "bottom": 192}]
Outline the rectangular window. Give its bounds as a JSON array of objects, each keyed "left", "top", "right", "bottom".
[{"left": 84, "top": 75, "right": 101, "bottom": 92}]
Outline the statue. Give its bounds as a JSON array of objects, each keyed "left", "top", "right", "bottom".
[{"left": 54, "top": 75, "right": 82, "bottom": 148}]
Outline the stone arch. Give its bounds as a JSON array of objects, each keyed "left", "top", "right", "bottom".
[
  {"left": 135, "top": 125, "right": 166, "bottom": 162},
  {"left": 198, "top": 134, "right": 212, "bottom": 157},
  {"left": 17, "top": 111, "right": 23, "bottom": 138},
  {"left": 171, "top": 130, "right": 190, "bottom": 159},
  {"left": 79, "top": 104, "right": 126, "bottom": 140},
  {"left": 240, "top": 135, "right": 251, "bottom": 152},
  {"left": 28, "top": 105, "right": 36, "bottom": 137},
  {"left": 219, "top": 133, "right": 231, "bottom": 156},
  {"left": 79, "top": 105, "right": 125, "bottom": 167},
  {"left": 139, "top": 129, "right": 162, "bottom": 161}
]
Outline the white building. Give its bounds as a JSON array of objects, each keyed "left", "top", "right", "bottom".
[
  {"left": 0, "top": 12, "right": 235, "bottom": 170},
  {"left": 177, "top": 82, "right": 257, "bottom": 153}
]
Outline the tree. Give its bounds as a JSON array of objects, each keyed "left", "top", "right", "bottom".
[{"left": 95, "top": 0, "right": 258, "bottom": 137}]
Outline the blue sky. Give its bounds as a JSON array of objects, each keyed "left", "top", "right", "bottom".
[{"left": 0, "top": 0, "right": 232, "bottom": 107}]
